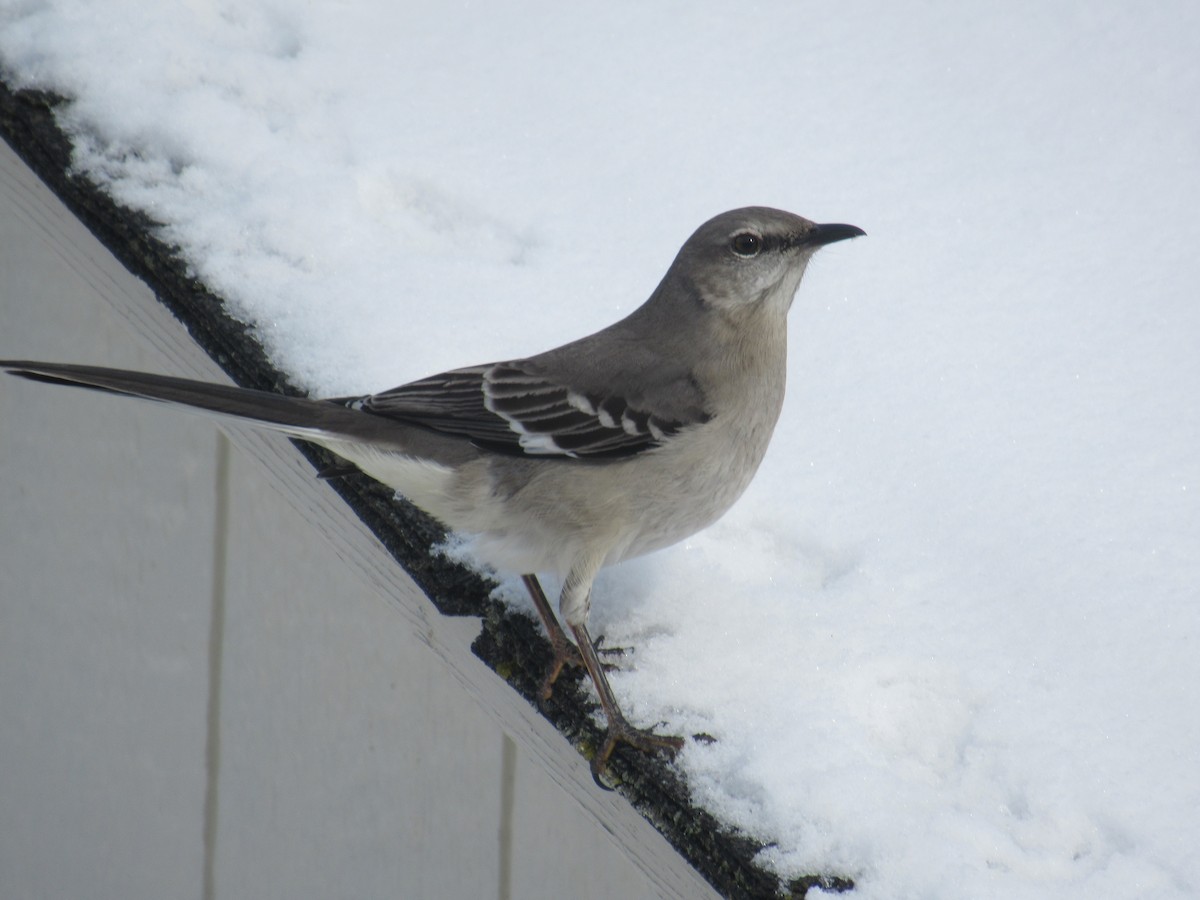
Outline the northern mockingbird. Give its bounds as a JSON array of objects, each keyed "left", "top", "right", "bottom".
[{"left": 2, "top": 206, "right": 864, "bottom": 784}]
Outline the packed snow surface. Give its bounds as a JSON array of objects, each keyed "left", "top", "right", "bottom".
[{"left": 3, "top": 2, "right": 1198, "bottom": 896}]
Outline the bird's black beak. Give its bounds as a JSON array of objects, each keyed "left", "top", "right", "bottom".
[{"left": 806, "top": 222, "right": 867, "bottom": 247}]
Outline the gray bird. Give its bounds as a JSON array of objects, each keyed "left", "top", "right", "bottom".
[{"left": 2, "top": 206, "right": 864, "bottom": 784}]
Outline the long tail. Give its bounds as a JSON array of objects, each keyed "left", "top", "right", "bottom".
[{"left": 1, "top": 360, "right": 381, "bottom": 443}]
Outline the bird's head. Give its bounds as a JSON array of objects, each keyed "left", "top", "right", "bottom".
[{"left": 671, "top": 206, "right": 865, "bottom": 318}]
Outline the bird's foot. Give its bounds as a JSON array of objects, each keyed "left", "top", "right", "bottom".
[
  {"left": 590, "top": 717, "right": 684, "bottom": 790},
  {"left": 539, "top": 634, "right": 623, "bottom": 701},
  {"left": 538, "top": 633, "right": 586, "bottom": 701},
  {"left": 592, "top": 634, "right": 629, "bottom": 659}
]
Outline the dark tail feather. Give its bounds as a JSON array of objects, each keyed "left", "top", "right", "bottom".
[{"left": 1, "top": 360, "right": 376, "bottom": 441}]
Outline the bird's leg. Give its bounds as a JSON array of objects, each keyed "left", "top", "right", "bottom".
[
  {"left": 521, "top": 574, "right": 584, "bottom": 699},
  {"left": 569, "top": 621, "right": 684, "bottom": 786}
]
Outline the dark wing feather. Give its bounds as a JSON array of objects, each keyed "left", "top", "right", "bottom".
[{"left": 349, "top": 362, "right": 707, "bottom": 459}]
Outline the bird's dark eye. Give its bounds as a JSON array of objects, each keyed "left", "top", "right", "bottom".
[{"left": 730, "top": 232, "right": 762, "bottom": 257}]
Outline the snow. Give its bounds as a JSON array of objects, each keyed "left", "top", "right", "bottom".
[{"left": 2, "top": 1, "right": 1198, "bottom": 897}]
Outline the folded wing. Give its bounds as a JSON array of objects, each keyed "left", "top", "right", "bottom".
[{"left": 353, "top": 361, "right": 709, "bottom": 459}]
